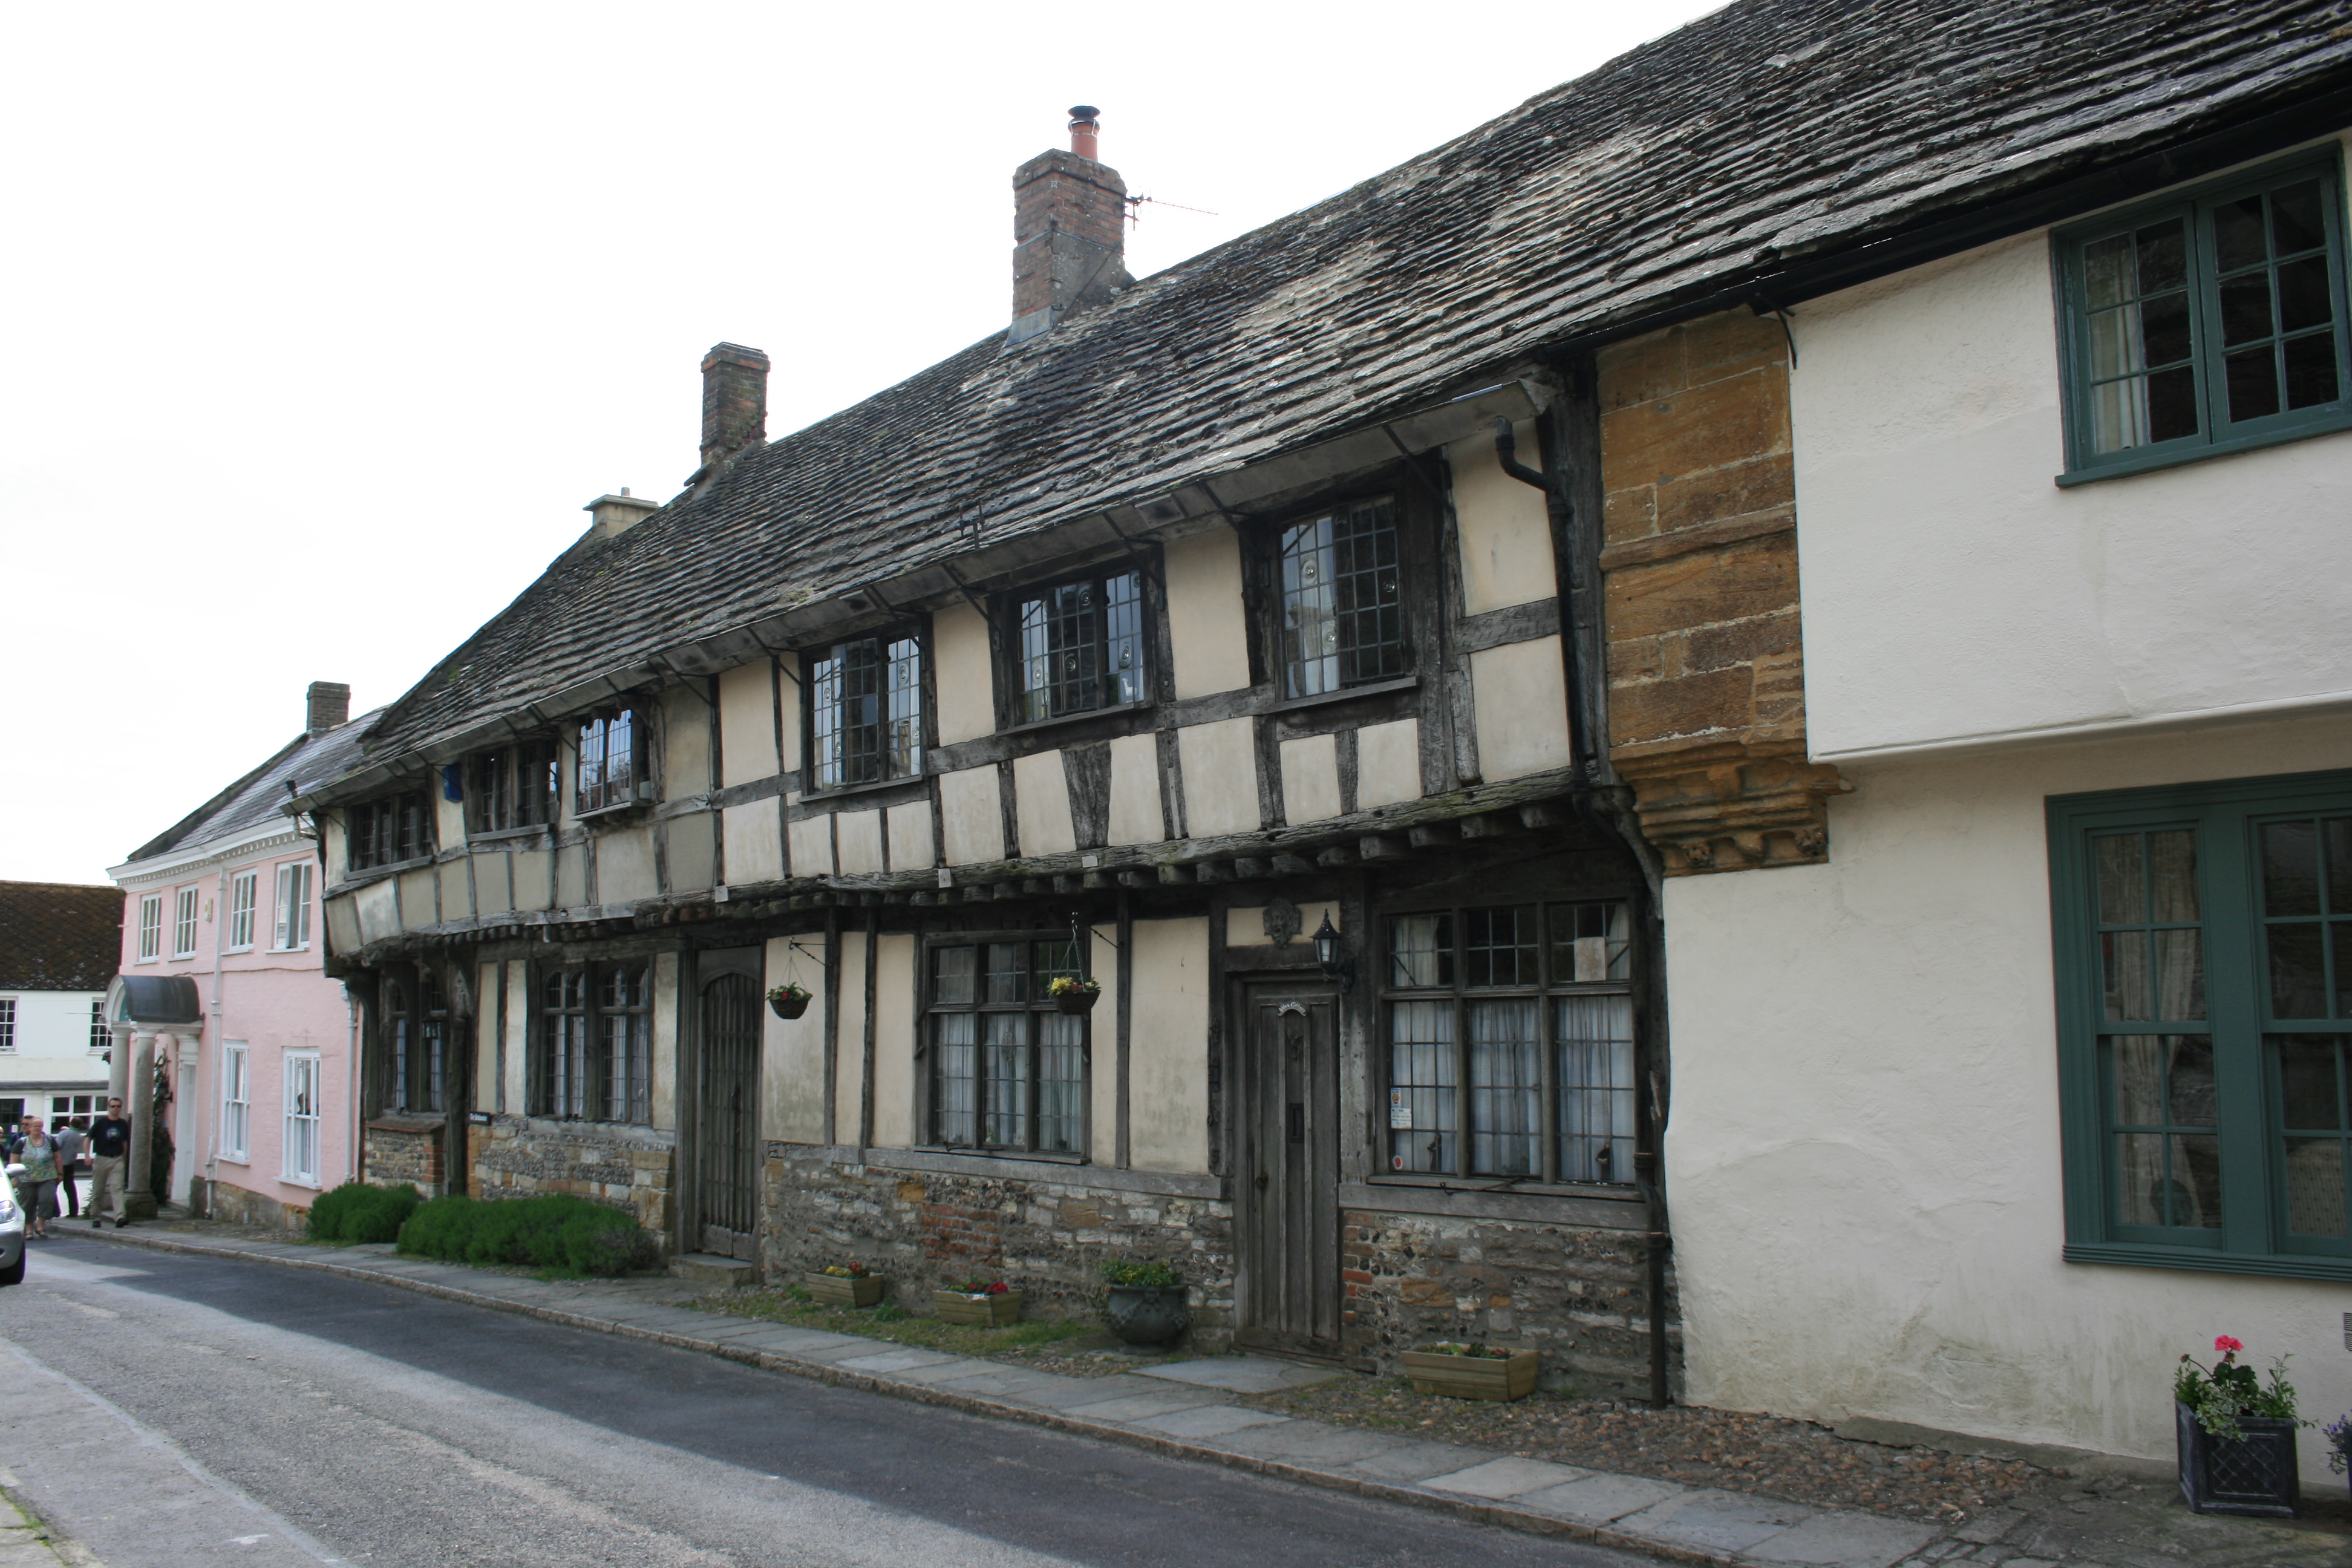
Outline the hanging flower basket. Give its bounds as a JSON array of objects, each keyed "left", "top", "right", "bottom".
[
  {"left": 1047, "top": 976, "right": 1100, "bottom": 1014},
  {"left": 767, "top": 984, "right": 812, "bottom": 1020}
]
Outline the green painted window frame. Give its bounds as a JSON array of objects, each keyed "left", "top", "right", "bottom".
[
  {"left": 2051, "top": 769, "right": 2352, "bottom": 1281},
  {"left": 2051, "top": 148, "right": 2352, "bottom": 486}
]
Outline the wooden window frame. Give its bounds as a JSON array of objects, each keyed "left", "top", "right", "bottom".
[
  {"left": 918, "top": 930, "right": 1090, "bottom": 1158},
  {"left": 2052, "top": 768, "right": 2352, "bottom": 1281},
  {"left": 0, "top": 999, "right": 14, "bottom": 1056},
  {"left": 2054, "top": 149, "right": 2352, "bottom": 486},
  {"left": 87, "top": 999, "right": 109, "bottom": 1055},
  {"left": 1272, "top": 492, "right": 1413, "bottom": 699},
  {"left": 998, "top": 561, "right": 1152, "bottom": 728},
  {"left": 172, "top": 886, "right": 200, "bottom": 959},
  {"left": 804, "top": 624, "right": 926, "bottom": 792},
  {"left": 466, "top": 738, "right": 558, "bottom": 834},
  {"left": 381, "top": 967, "right": 448, "bottom": 1116},
  {"left": 284, "top": 1051, "right": 322, "bottom": 1186},
  {"left": 529, "top": 960, "right": 655, "bottom": 1125},
  {"left": 220, "top": 1040, "right": 250, "bottom": 1163},
  {"left": 272, "top": 861, "right": 313, "bottom": 952},
  {"left": 1378, "top": 897, "right": 1640, "bottom": 1187},
  {"left": 349, "top": 791, "right": 433, "bottom": 871},
  {"left": 573, "top": 710, "right": 645, "bottom": 817},
  {"left": 136, "top": 893, "right": 162, "bottom": 962},
  {"left": 226, "top": 869, "right": 258, "bottom": 952}
]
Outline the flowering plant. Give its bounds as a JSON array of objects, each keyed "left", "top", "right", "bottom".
[
  {"left": 2176, "top": 1333, "right": 2300, "bottom": 1441},
  {"left": 2325, "top": 1411, "right": 2352, "bottom": 1475},
  {"left": 767, "top": 982, "right": 813, "bottom": 1004},
  {"left": 1420, "top": 1341, "right": 1516, "bottom": 1359},
  {"left": 950, "top": 1277, "right": 1010, "bottom": 1296},
  {"left": 820, "top": 1262, "right": 871, "bottom": 1279},
  {"left": 1045, "top": 975, "right": 1100, "bottom": 998}
]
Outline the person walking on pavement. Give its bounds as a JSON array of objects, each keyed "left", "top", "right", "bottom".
[
  {"left": 51, "top": 1119, "right": 85, "bottom": 1220},
  {"left": 88, "top": 1098, "right": 132, "bottom": 1229},
  {"left": 13, "top": 1117, "right": 60, "bottom": 1240}
]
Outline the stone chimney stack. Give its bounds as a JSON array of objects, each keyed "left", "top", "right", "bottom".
[
  {"left": 699, "top": 343, "right": 770, "bottom": 472},
  {"left": 584, "top": 488, "right": 659, "bottom": 542},
  {"left": 1010, "top": 105, "right": 1131, "bottom": 344},
  {"left": 306, "top": 681, "right": 350, "bottom": 736}
]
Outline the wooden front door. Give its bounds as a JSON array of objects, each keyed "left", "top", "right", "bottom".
[
  {"left": 696, "top": 965, "right": 760, "bottom": 1259},
  {"left": 1235, "top": 984, "right": 1342, "bottom": 1360}
]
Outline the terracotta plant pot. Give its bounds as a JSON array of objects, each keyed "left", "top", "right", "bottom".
[
  {"left": 933, "top": 1288, "right": 1024, "bottom": 1326},
  {"left": 805, "top": 1272, "right": 883, "bottom": 1308},
  {"left": 1053, "top": 990, "right": 1099, "bottom": 1014},
  {"left": 1105, "top": 1283, "right": 1189, "bottom": 1344},
  {"left": 2176, "top": 1401, "right": 2300, "bottom": 1517},
  {"left": 1402, "top": 1347, "right": 1540, "bottom": 1402},
  {"left": 769, "top": 993, "right": 812, "bottom": 1020}
]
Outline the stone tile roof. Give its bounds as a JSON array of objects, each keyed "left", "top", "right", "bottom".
[
  {"left": 361, "top": 0, "right": 2352, "bottom": 762},
  {"left": 123, "top": 714, "right": 384, "bottom": 866},
  {"left": 0, "top": 883, "right": 123, "bottom": 992}
]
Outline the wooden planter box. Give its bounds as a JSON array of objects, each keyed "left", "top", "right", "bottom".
[
  {"left": 2177, "top": 1401, "right": 2300, "bottom": 1517},
  {"left": 1402, "top": 1348, "right": 1539, "bottom": 1402},
  {"left": 805, "top": 1273, "right": 884, "bottom": 1308},
  {"left": 933, "top": 1289, "right": 1024, "bottom": 1326}
]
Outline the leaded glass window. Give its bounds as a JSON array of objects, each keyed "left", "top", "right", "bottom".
[
  {"left": 535, "top": 963, "right": 652, "bottom": 1125},
  {"left": 1279, "top": 497, "right": 1407, "bottom": 698},
  {"left": 1383, "top": 899, "right": 1637, "bottom": 1183},
  {"left": 811, "top": 631, "right": 923, "bottom": 789},
  {"left": 929, "top": 938, "right": 1086, "bottom": 1154},
  {"left": 1018, "top": 570, "right": 1145, "bottom": 723}
]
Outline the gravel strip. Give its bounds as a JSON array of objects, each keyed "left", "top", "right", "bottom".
[{"left": 1244, "top": 1379, "right": 2059, "bottom": 1524}]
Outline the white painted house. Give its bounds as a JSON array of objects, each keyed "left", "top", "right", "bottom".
[{"left": 0, "top": 882, "right": 120, "bottom": 1124}]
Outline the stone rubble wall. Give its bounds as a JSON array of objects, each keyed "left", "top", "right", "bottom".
[
  {"left": 760, "top": 1145, "right": 1235, "bottom": 1350},
  {"left": 1341, "top": 1208, "right": 1681, "bottom": 1399},
  {"left": 471, "top": 1114, "right": 675, "bottom": 1241}
]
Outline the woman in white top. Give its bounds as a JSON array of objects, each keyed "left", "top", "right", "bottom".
[{"left": 13, "top": 1117, "right": 60, "bottom": 1240}]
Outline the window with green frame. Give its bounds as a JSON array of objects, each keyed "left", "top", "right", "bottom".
[
  {"left": 2053, "top": 151, "right": 2351, "bottom": 483},
  {"left": 2050, "top": 770, "right": 2352, "bottom": 1279}
]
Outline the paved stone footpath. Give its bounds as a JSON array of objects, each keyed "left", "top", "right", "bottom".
[{"left": 65, "top": 1226, "right": 2351, "bottom": 1568}]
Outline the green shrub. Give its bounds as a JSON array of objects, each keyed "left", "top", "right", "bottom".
[
  {"left": 307, "top": 1181, "right": 422, "bottom": 1244},
  {"left": 394, "top": 1192, "right": 656, "bottom": 1278}
]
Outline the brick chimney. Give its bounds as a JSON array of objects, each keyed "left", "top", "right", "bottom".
[
  {"left": 699, "top": 343, "right": 769, "bottom": 472},
  {"left": 306, "top": 681, "right": 350, "bottom": 736},
  {"left": 1010, "top": 106, "right": 1131, "bottom": 344}
]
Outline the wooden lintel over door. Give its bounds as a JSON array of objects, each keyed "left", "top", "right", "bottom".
[
  {"left": 696, "top": 947, "right": 762, "bottom": 1261},
  {"left": 1235, "top": 981, "right": 1342, "bottom": 1361}
]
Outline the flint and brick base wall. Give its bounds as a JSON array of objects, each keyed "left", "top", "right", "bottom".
[
  {"left": 198, "top": 1180, "right": 311, "bottom": 1232},
  {"left": 471, "top": 1114, "right": 675, "bottom": 1240},
  {"left": 1341, "top": 1209, "right": 1679, "bottom": 1399},
  {"left": 762, "top": 1147, "right": 1235, "bottom": 1349},
  {"left": 361, "top": 1117, "right": 445, "bottom": 1194}
]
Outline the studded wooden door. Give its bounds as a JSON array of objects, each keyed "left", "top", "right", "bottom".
[
  {"left": 1235, "top": 984, "right": 1342, "bottom": 1360},
  {"left": 697, "top": 969, "right": 760, "bottom": 1259}
]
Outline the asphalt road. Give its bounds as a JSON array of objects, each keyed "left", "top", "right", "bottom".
[{"left": 0, "top": 1235, "right": 1638, "bottom": 1568}]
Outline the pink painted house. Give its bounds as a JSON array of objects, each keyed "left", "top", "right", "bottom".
[{"left": 106, "top": 684, "right": 378, "bottom": 1226}]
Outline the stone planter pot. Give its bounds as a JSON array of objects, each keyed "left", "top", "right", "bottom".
[
  {"left": 2177, "top": 1401, "right": 2299, "bottom": 1517},
  {"left": 1402, "top": 1348, "right": 1540, "bottom": 1402},
  {"left": 805, "top": 1272, "right": 883, "bottom": 1308},
  {"left": 933, "top": 1289, "right": 1024, "bottom": 1326},
  {"left": 768, "top": 992, "right": 812, "bottom": 1020},
  {"left": 1053, "top": 990, "right": 1100, "bottom": 1015},
  {"left": 1105, "top": 1284, "right": 1189, "bottom": 1345}
]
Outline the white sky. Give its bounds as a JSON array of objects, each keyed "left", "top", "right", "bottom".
[{"left": 3, "top": 0, "right": 1722, "bottom": 886}]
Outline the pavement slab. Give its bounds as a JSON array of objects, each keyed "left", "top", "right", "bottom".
[
  {"left": 1619, "top": 1488, "right": 1818, "bottom": 1555},
  {"left": 1740, "top": 1511, "right": 1939, "bottom": 1568},
  {"left": 1517, "top": 1469, "right": 1687, "bottom": 1524},
  {"left": 1341, "top": 1439, "right": 1497, "bottom": 1485},
  {"left": 889, "top": 1357, "right": 1009, "bottom": 1387},
  {"left": 1059, "top": 1389, "right": 1229, "bottom": 1423},
  {"left": 835, "top": 1349, "right": 966, "bottom": 1374},
  {"left": 992, "top": 1374, "right": 1175, "bottom": 1410},
  {"left": 1134, "top": 1355, "right": 1342, "bottom": 1394},
  {"left": 1198, "top": 1420, "right": 1407, "bottom": 1467},
  {"left": 1129, "top": 1405, "right": 1292, "bottom": 1440},
  {"left": 1420, "top": 1455, "right": 1593, "bottom": 1500}
]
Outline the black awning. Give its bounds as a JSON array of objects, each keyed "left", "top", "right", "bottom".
[{"left": 116, "top": 975, "right": 201, "bottom": 1025}]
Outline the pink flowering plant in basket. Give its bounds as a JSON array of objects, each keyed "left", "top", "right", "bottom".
[{"left": 2176, "top": 1334, "right": 2301, "bottom": 1442}]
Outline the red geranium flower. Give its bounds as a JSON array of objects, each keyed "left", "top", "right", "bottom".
[
  {"left": 2215, "top": 1334, "right": 2244, "bottom": 1354},
  {"left": 985, "top": 1281, "right": 1007, "bottom": 1295}
]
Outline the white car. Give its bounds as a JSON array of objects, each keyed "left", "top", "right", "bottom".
[{"left": 0, "top": 1163, "right": 27, "bottom": 1284}]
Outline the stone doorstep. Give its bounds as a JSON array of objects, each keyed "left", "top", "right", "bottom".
[
  {"left": 62, "top": 1226, "right": 1965, "bottom": 1568},
  {"left": 668, "top": 1253, "right": 756, "bottom": 1289}
]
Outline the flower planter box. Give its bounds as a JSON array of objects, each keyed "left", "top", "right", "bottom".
[
  {"left": 933, "top": 1289, "right": 1024, "bottom": 1326},
  {"left": 1402, "top": 1348, "right": 1540, "bottom": 1402},
  {"left": 768, "top": 993, "right": 811, "bottom": 1020},
  {"left": 805, "top": 1272, "right": 883, "bottom": 1308},
  {"left": 2177, "top": 1401, "right": 2300, "bottom": 1517}
]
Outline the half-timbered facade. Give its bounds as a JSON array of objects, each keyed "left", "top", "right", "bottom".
[{"left": 298, "top": 0, "right": 2352, "bottom": 1452}]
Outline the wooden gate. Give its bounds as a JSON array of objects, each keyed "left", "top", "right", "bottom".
[
  {"left": 1234, "top": 984, "right": 1342, "bottom": 1359},
  {"left": 697, "top": 967, "right": 760, "bottom": 1259}
]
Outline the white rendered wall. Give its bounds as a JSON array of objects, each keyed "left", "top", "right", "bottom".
[
  {"left": 1791, "top": 136, "right": 2352, "bottom": 762},
  {"left": 1665, "top": 712, "right": 2352, "bottom": 1481},
  {"left": 0, "top": 990, "right": 106, "bottom": 1093}
]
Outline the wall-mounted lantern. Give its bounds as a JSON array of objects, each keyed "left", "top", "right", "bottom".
[{"left": 1313, "top": 911, "right": 1354, "bottom": 993}]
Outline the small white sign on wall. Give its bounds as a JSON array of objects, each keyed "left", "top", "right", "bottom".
[{"left": 1389, "top": 1089, "right": 1413, "bottom": 1129}]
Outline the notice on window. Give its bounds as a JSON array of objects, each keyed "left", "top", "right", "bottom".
[
  {"left": 1574, "top": 936, "right": 1608, "bottom": 982},
  {"left": 1388, "top": 1089, "right": 1413, "bottom": 1129}
]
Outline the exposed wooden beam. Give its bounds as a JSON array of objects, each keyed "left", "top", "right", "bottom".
[
  {"left": 1407, "top": 822, "right": 1459, "bottom": 849},
  {"left": 1359, "top": 833, "right": 1408, "bottom": 861},
  {"left": 1232, "top": 856, "right": 1270, "bottom": 880},
  {"left": 1272, "top": 853, "right": 1316, "bottom": 877},
  {"left": 1315, "top": 845, "right": 1357, "bottom": 869}
]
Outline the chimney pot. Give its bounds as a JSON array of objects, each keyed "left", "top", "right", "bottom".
[
  {"left": 1010, "top": 106, "right": 1129, "bottom": 343},
  {"left": 306, "top": 681, "right": 351, "bottom": 736},
  {"left": 699, "top": 343, "right": 771, "bottom": 472}
]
